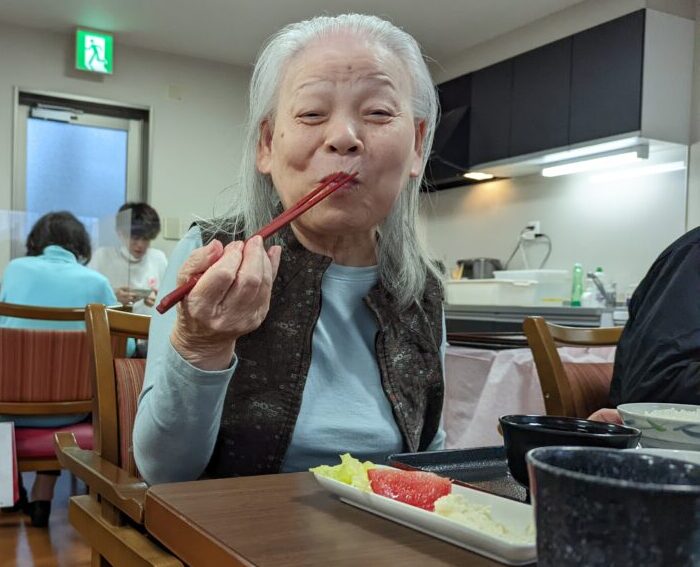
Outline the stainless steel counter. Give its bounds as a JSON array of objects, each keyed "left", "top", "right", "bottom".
[{"left": 444, "top": 304, "right": 627, "bottom": 333}]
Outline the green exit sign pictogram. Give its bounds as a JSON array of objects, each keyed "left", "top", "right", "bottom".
[{"left": 76, "top": 29, "right": 114, "bottom": 74}]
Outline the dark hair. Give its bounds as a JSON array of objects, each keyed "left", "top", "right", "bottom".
[
  {"left": 25, "top": 211, "right": 92, "bottom": 264},
  {"left": 118, "top": 202, "right": 161, "bottom": 240}
]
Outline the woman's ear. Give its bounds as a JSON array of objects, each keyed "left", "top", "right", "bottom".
[
  {"left": 256, "top": 120, "right": 273, "bottom": 174},
  {"left": 409, "top": 120, "right": 427, "bottom": 178}
]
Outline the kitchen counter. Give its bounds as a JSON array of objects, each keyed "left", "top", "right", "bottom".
[{"left": 445, "top": 303, "right": 627, "bottom": 333}]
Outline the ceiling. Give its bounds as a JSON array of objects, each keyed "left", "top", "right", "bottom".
[{"left": 0, "top": 0, "right": 588, "bottom": 67}]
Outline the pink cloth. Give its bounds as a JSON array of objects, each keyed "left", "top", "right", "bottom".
[
  {"left": 15, "top": 422, "right": 92, "bottom": 459},
  {"left": 442, "top": 346, "right": 616, "bottom": 449}
]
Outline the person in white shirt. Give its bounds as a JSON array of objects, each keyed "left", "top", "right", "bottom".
[{"left": 90, "top": 202, "right": 168, "bottom": 315}]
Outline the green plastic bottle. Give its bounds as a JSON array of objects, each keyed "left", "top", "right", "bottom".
[{"left": 571, "top": 263, "right": 584, "bottom": 307}]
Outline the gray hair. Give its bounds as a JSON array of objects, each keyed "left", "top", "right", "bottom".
[{"left": 226, "top": 13, "right": 441, "bottom": 309}]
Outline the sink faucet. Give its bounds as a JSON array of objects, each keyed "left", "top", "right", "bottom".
[{"left": 587, "top": 272, "right": 616, "bottom": 308}]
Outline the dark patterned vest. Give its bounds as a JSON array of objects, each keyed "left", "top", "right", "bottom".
[{"left": 198, "top": 222, "right": 444, "bottom": 477}]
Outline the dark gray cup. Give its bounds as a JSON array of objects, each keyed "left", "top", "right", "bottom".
[{"left": 527, "top": 447, "right": 700, "bottom": 567}]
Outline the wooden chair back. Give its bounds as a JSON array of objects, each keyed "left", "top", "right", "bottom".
[
  {"left": 523, "top": 316, "right": 623, "bottom": 418},
  {"left": 86, "top": 303, "right": 150, "bottom": 476},
  {"left": 54, "top": 306, "right": 180, "bottom": 566}
]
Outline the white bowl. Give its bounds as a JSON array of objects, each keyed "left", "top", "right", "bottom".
[
  {"left": 618, "top": 402, "right": 700, "bottom": 450},
  {"left": 624, "top": 448, "right": 700, "bottom": 466}
]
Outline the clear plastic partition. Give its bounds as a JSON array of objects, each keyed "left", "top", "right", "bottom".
[
  {"left": 0, "top": 209, "right": 128, "bottom": 285},
  {"left": 90, "top": 207, "right": 133, "bottom": 289}
]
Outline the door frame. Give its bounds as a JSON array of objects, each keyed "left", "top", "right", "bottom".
[{"left": 11, "top": 87, "right": 153, "bottom": 212}]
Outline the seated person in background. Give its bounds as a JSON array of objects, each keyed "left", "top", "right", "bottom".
[
  {"left": 0, "top": 211, "right": 118, "bottom": 527},
  {"left": 610, "top": 226, "right": 700, "bottom": 406},
  {"left": 589, "top": 227, "right": 700, "bottom": 425},
  {"left": 90, "top": 202, "right": 167, "bottom": 315},
  {"left": 133, "top": 13, "right": 446, "bottom": 486}
]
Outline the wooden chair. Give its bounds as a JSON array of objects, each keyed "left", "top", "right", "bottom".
[
  {"left": 523, "top": 316, "right": 623, "bottom": 418},
  {"left": 0, "top": 302, "right": 95, "bottom": 472},
  {"left": 54, "top": 304, "right": 181, "bottom": 566}
]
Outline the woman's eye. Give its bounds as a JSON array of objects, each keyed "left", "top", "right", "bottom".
[
  {"left": 367, "top": 109, "right": 394, "bottom": 118},
  {"left": 299, "top": 112, "right": 324, "bottom": 120}
]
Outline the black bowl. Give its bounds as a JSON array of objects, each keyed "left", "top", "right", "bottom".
[
  {"left": 499, "top": 414, "right": 641, "bottom": 487},
  {"left": 527, "top": 447, "right": 700, "bottom": 566}
]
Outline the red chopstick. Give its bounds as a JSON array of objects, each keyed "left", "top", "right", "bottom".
[
  {"left": 250, "top": 171, "right": 347, "bottom": 238},
  {"left": 155, "top": 171, "right": 358, "bottom": 314}
]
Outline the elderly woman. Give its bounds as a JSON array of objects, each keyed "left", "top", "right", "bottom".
[{"left": 134, "top": 13, "right": 446, "bottom": 485}]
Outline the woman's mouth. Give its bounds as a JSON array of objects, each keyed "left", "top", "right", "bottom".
[
  {"left": 319, "top": 172, "right": 361, "bottom": 193},
  {"left": 320, "top": 171, "right": 358, "bottom": 183}
]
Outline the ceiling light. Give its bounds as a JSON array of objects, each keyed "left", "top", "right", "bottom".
[
  {"left": 590, "top": 161, "right": 686, "bottom": 183},
  {"left": 463, "top": 172, "right": 495, "bottom": 181},
  {"left": 541, "top": 145, "right": 648, "bottom": 178}
]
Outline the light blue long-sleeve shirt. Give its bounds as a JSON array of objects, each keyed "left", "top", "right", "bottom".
[
  {"left": 0, "top": 245, "right": 118, "bottom": 328},
  {"left": 134, "top": 228, "right": 445, "bottom": 485}
]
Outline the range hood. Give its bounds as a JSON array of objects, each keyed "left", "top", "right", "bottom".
[
  {"left": 472, "top": 135, "right": 690, "bottom": 180},
  {"left": 472, "top": 134, "right": 650, "bottom": 178}
]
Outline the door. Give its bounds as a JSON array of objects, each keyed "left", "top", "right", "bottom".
[{"left": 10, "top": 92, "right": 148, "bottom": 260}]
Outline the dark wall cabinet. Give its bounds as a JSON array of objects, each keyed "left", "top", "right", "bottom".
[
  {"left": 569, "top": 10, "right": 644, "bottom": 144},
  {"left": 426, "top": 9, "right": 646, "bottom": 189},
  {"left": 468, "top": 60, "right": 512, "bottom": 166},
  {"left": 510, "top": 38, "right": 571, "bottom": 156}
]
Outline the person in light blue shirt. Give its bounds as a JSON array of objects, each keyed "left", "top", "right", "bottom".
[
  {"left": 0, "top": 211, "right": 118, "bottom": 527},
  {"left": 0, "top": 224, "right": 118, "bottom": 330}
]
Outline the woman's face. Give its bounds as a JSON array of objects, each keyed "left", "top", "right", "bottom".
[{"left": 256, "top": 33, "right": 426, "bottom": 237}]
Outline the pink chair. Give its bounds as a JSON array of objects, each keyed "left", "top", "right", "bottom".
[{"left": 0, "top": 302, "right": 95, "bottom": 472}]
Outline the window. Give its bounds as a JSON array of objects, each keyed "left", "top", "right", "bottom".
[{"left": 9, "top": 91, "right": 149, "bottom": 259}]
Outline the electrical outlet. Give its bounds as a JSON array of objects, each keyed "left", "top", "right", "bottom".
[
  {"left": 527, "top": 220, "right": 541, "bottom": 234},
  {"left": 522, "top": 220, "right": 540, "bottom": 241},
  {"left": 163, "top": 217, "right": 182, "bottom": 240}
]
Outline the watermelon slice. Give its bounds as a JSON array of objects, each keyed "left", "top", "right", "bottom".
[{"left": 367, "top": 468, "right": 452, "bottom": 511}]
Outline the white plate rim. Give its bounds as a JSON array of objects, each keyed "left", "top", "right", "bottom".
[{"left": 618, "top": 402, "right": 700, "bottom": 424}]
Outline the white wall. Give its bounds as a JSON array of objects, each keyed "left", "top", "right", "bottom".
[
  {"left": 420, "top": 146, "right": 687, "bottom": 293},
  {"left": 685, "top": 0, "right": 700, "bottom": 228},
  {"left": 0, "top": 20, "right": 251, "bottom": 257},
  {"left": 422, "top": 0, "right": 696, "bottom": 296}
]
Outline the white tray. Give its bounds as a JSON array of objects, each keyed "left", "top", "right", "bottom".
[
  {"left": 445, "top": 279, "right": 537, "bottom": 307},
  {"left": 313, "top": 471, "right": 536, "bottom": 565}
]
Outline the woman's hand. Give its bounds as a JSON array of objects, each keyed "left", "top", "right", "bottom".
[
  {"left": 587, "top": 408, "right": 623, "bottom": 425},
  {"left": 144, "top": 290, "right": 157, "bottom": 307},
  {"left": 170, "top": 236, "right": 282, "bottom": 371},
  {"left": 116, "top": 287, "right": 135, "bottom": 305}
]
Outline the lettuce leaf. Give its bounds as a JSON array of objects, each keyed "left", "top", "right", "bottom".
[{"left": 310, "top": 453, "right": 376, "bottom": 491}]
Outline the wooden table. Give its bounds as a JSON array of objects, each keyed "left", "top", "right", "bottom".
[{"left": 144, "top": 472, "right": 509, "bottom": 566}]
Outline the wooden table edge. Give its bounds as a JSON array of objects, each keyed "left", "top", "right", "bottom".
[{"left": 145, "top": 487, "right": 256, "bottom": 567}]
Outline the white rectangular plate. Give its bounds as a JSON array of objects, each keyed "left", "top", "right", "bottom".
[{"left": 313, "top": 470, "right": 536, "bottom": 565}]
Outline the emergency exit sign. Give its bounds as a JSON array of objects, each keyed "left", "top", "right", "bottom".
[{"left": 75, "top": 29, "right": 114, "bottom": 74}]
